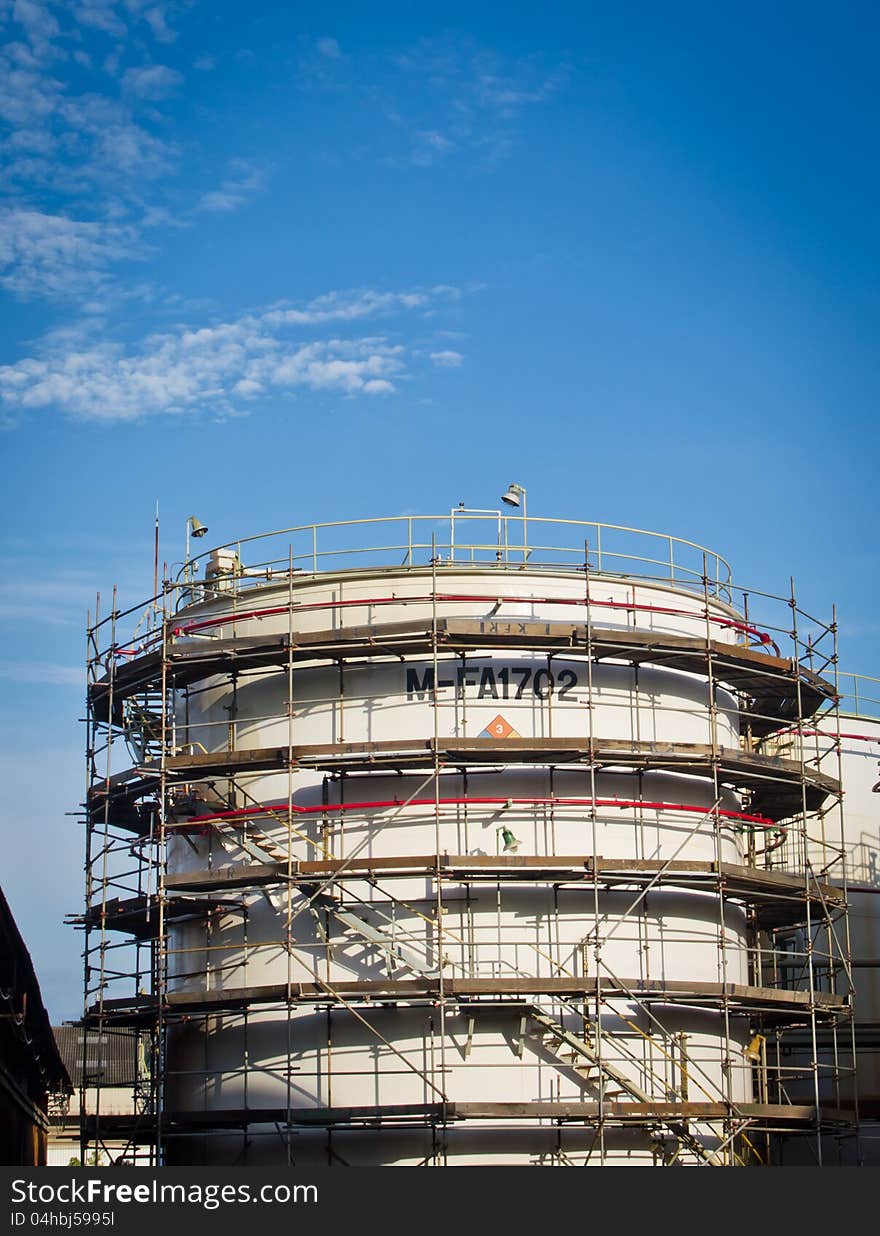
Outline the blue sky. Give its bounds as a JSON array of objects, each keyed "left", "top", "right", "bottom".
[{"left": 1, "top": 1, "right": 877, "bottom": 1019}]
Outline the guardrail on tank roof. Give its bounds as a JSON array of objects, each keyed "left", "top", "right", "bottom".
[
  {"left": 180, "top": 513, "right": 734, "bottom": 599},
  {"left": 86, "top": 514, "right": 845, "bottom": 688},
  {"left": 837, "top": 672, "right": 880, "bottom": 721}
]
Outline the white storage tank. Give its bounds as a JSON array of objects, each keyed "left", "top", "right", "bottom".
[{"left": 83, "top": 514, "right": 849, "bottom": 1166}]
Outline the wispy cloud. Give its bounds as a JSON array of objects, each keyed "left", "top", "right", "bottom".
[
  {"left": 0, "top": 662, "right": 82, "bottom": 686},
  {"left": 0, "top": 333, "right": 404, "bottom": 420},
  {"left": 0, "top": 3, "right": 182, "bottom": 302},
  {"left": 377, "top": 36, "right": 569, "bottom": 168},
  {"left": 0, "top": 208, "right": 143, "bottom": 299},
  {"left": 0, "top": 564, "right": 109, "bottom": 624},
  {"left": 316, "top": 36, "right": 343, "bottom": 60},
  {"left": 69, "top": 1, "right": 128, "bottom": 38},
  {"left": 262, "top": 286, "right": 460, "bottom": 326},
  {"left": 0, "top": 285, "right": 464, "bottom": 422},
  {"left": 429, "top": 349, "right": 464, "bottom": 367},
  {"left": 839, "top": 621, "right": 880, "bottom": 639},
  {"left": 121, "top": 63, "right": 183, "bottom": 100},
  {"left": 141, "top": 4, "right": 177, "bottom": 44},
  {"left": 294, "top": 32, "right": 567, "bottom": 168},
  {"left": 68, "top": 1, "right": 180, "bottom": 42},
  {"left": 8, "top": 0, "right": 61, "bottom": 58},
  {"left": 196, "top": 159, "right": 266, "bottom": 214}
]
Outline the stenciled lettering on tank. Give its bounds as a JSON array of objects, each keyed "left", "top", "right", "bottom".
[{"left": 405, "top": 662, "right": 579, "bottom": 702}]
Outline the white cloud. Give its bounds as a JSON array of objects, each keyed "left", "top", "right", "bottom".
[
  {"left": 0, "top": 564, "right": 108, "bottom": 624},
  {"left": 0, "top": 662, "right": 83, "bottom": 686},
  {"left": 429, "top": 349, "right": 464, "bottom": 367},
  {"left": 0, "top": 333, "right": 402, "bottom": 420},
  {"left": 316, "top": 37, "right": 342, "bottom": 60},
  {"left": 377, "top": 37, "right": 570, "bottom": 170},
  {"left": 474, "top": 71, "right": 564, "bottom": 117},
  {"left": 121, "top": 63, "right": 183, "bottom": 99},
  {"left": 142, "top": 5, "right": 175, "bottom": 43},
  {"left": 69, "top": 0, "right": 128, "bottom": 37},
  {"left": 0, "top": 286, "right": 462, "bottom": 421},
  {"left": 13, "top": 0, "right": 59, "bottom": 37},
  {"left": 197, "top": 189, "right": 245, "bottom": 213},
  {"left": 0, "top": 15, "right": 179, "bottom": 276},
  {"left": 0, "top": 208, "right": 142, "bottom": 299},
  {"left": 11, "top": 0, "right": 61, "bottom": 61},
  {"left": 0, "top": 5, "right": 263, "bottom": 312},
  {"left": 196, "top": 160, "right": 266, "bottom": 214},
  {"left": 68, "top": 1, "right": 180, "bottom": 43},
  {"left": 262, "top": 285, "right": 459, "bottom": 327},
  {"left": 0, "top": 64, "right": 64, "bottom": 127},
  {"left": 97, "top": 121, "right": 175, "bottom": 176},
  {"left": 410, "top": 129, "right": 456, "bottom": 166},
  {"left": 418, "top": 130, "right": 454, "bottom": 151},
  {"left": 5, "top": 125, "right": 55, "bottom": 152}
]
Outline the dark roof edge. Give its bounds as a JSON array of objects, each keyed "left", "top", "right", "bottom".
[{"left": 0, "top": 885, "right": 72, "bottom": 1094}]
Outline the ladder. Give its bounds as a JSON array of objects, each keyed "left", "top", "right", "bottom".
[{"left": 525, "top": 1007, "right": 719, "bottom": 1166}]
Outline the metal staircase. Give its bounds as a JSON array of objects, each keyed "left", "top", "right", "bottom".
[
  {"left": 237, "top": 824, "right": 289, "bottom": 864},
  {"left": 301, "top": 883, "right": 442, "bottom": 979},
  {"left": 524, "top": 1006, "right": 719, "bottom": 1165},
  {"left": 527, "top": 1007, "right": 632, "bottom": 1094},
  {"left": 122, "top": 691, "right": 168, "bottom": 766}
]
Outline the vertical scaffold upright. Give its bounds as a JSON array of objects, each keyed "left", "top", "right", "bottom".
[{"left": 76, "top": 513, "right": 857, "bottom": 1166}]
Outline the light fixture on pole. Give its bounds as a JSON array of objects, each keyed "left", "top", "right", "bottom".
[
  {"left": 500, "top": 482, "right": 528, "bottom": 563},
  {"left": 185, "top": 514, "right": 209, "bottom": 581},
  {"left": 497, "top": 826, "right": 522, "bottom": 854},
  {"left": 743, "top": 1033, "right": 766, "bottom": 1064}
]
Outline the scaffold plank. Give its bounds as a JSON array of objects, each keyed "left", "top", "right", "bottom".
[
  {"left": 86, "top": 974, "right": 849, "bottom": 1025},
  {"left": 88, "top": 618, "right": 835, "bottom": 737},
  {"left": 88, "top": 736, "right": 840, "bottom": 826},
  {"left": 79, "top": 1099, "right": 849, "bottom": 1138},
  {"left": 73, "top": 894, "right": 240, "bottom": 938},
  {"left": 159, "top": 854, "right": 842, "bottom": 930}
]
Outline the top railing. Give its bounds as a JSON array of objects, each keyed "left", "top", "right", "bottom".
[
  {"left": 181, "top": 512, "right": 734, "bottom": 600},
  {"left": 89, "top": 514, "right": 846, "bottom": 688},
  {"left": 836, "top": 672, "right": 880, "bottom": 721}
]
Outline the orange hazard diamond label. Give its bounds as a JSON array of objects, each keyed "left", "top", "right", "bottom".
[{"left": 479, "top": 714, "right": 521, "bottom": 739}]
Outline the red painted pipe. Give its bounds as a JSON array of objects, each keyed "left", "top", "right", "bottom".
[
  {"left": 774, "top": 728, "right": 880, "bottom": 745},
  {"left": 169, "top": 592, "right": 778, "bottom": 653},
  {"left": 175, "top": 794, "right": 779, "bottom": 832}
]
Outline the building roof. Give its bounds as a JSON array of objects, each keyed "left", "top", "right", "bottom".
[
  {"left": 51, "top": 1025, "right": 142, "bottom": 1089},
  {"left": 0, "top": 886, "right": 71, "bottom": 1098}
]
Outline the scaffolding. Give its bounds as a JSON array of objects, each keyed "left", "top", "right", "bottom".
[
  {"left": 837, "top": 673, "right": 880, "bottom": 1162},
  {"left": 74, "top": 514, "right": 857, "bottom": 1166},
  {"left": 772, "top": 670, "right": 880, "bottom": 1163}
]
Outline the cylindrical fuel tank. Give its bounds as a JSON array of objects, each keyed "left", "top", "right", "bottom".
[{"left": 162, "top": 564, "right": 758, "bottom": 1165}]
